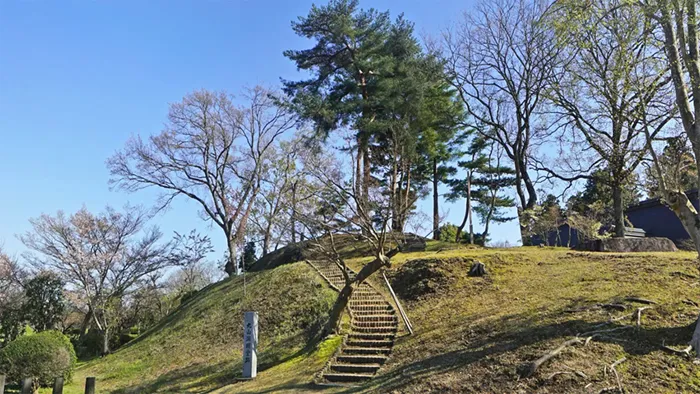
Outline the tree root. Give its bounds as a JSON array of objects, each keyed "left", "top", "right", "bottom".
[
  {"left": 634, "top": 307, "right": 651, "bottom": 326},
  {"left": 519, "top": 338, "right": 583, "bottom": 378},
  {"left": 682, "top": 299, "right": 699, "bottom": 307},
  {"left": 625, "top": 296, "right": 657, "bottom": 305},
  {"left": 671, "top": 271, "right": 699, "bottom": 280},
  {"left": 660, "top": 342, "right": 693, "bottom": 358},
  {"left": 608, "top": 357, "right": 626, "bottom": 393}
]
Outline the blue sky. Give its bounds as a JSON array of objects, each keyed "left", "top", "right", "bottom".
[{"left": 0, "top": 0, "right": 520, "bottom": 260}]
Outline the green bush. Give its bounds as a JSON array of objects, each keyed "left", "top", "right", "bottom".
[
  {"left": 0, "top": 330, "right": 77, "bottom": 385},
  {"left": 437, "top": 224, "right": 459, "bottom": 243}
]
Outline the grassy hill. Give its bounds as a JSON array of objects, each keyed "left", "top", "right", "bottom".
[
  {"left": 56, "top": 242, "right": 700, "bottom": 393},
  {"left": 58, "top": 262, "right": 337, "bottom": 394}
]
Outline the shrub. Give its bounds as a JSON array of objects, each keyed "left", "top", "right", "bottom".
[
  {"left": 0, "top": 330, "right": 77, "bottom": 385},
  {"left": 437, "top": 224, "right": 459, "bottom": 243}
]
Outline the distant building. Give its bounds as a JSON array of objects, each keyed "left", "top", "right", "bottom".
[
  {"left": 529, "top": 223, "right": 580, "bottom": 247},
  {"left": 625, "top": 190, "right": 699, "bottom": 246}
]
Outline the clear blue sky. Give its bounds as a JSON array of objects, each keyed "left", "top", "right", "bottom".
[{"left": 0, "top": 0, "right": 520, "bottom": 260}]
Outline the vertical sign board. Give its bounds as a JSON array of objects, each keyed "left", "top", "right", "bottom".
[{"left": 242, "top": 311, "right": 258, "bottom": 378}]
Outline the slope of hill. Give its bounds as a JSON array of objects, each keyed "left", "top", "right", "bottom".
[
  {"left": 59, "top": 262, "right": 337, "bottom": 394},
  {"left": 58, "top": 241, "right": 700, "bottom": 393}
]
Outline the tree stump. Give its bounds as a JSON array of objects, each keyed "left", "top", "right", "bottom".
[
  {"left": 0, "top": 374, "right": 5, "bottom": 394},
  {"left": 468, "top": 261, "right": 486, "bottom": 277}
]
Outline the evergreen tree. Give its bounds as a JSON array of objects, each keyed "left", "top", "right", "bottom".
[
  {"left": 283, "top": 0, "right": 392, "bottom": 209},
  {"left": 238, "top": 242, "right": 257, "bottom": 272},
  {"left": 23, "top": 273, "right": 65, "bottom": 332}
]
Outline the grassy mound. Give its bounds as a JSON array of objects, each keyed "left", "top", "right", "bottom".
[
  {"left": 352, "top": 246, "right": 700, "bottom": 393},
  {"left": 52, "top": 240, "right": 700, "bottom": 393},
  {"left": 59, "top": 262, "right": 336, "bottom": 394}
]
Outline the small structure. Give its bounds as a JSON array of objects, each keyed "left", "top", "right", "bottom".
[
  {"left": 242, "top": 311, "right": 258, "bottom": 379},
  {"left": 529, "top": 224, "right": 580, "bottom": 248},
  {"left": 625, "top": 190, "right": 699, "bottom": 247}
]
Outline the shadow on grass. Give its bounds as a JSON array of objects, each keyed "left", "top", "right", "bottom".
[
  {"left": 343, "top": 312, "right": 697, "bottom": 393},
  {"left": 110, "top": 331, "right": 328, "bottom": 394}
]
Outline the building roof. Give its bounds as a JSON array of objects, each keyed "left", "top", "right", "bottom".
[{"left": 625, "top": 189, "right": 698, "bottom": 213}]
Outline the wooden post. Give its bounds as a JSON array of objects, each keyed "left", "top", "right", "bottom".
[
  {"left": 0, "top": 374, "right": 5, "bottom": 394},
  {"left": 84, "top": 377, "right": 96, "bottom": 394},
  {"left": 53, "top": 377, "right": 64, "bottom": 394},
  {"left": 20, "top": 378, "right": 32, "bottom": 394}
]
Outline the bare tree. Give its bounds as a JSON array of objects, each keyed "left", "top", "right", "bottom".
[
  {"left": 108, "top": 87, "right": 295, "bottom": 276},
  {"left": 442, "top": 0, "right": 560, "bottom": 211},
  {"left": 0, "top": 248, "right": 26, "bottom": 344},
  {"left": 249, "top": 138, "right": 301, "bottom": 255},
  {"left": 542, "top": 0, "right": 674, "bottom": 237},
  {"left": 19, "top": 206, "right": 177, "bottom": 355}
]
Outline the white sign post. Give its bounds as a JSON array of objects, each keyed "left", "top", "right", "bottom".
[{"left": 242, "top": 311, "right": 258, "bottom": 379}]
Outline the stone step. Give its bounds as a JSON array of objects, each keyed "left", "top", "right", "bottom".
[
  {"left": 349, "top": 332, "right": 396, "bottom": 341},
  {"left": 354, "top": 314, "right": 398, "bottom": 322},
  {"left": 353, "top": 309, "right": 395, "bottom": 317},
  {"left": 346, "top": 339, "right": 394, "bottom": 348},
  {"left": 352, "top": 320, "right": 398, "bottom": 328},
  {"left": 351, "top": 325, "right": 398, "bottom": 334},
  {"left": 350, "top": 296, "right": 385, "bottom": 302},
  {"left": 336, "top": 354, "right": 388, "bottom": 364},
  {"left": 342, "top": 346, "right": 391, "bottom": 355},
  {"left": 330, "top": 363, "right": 382, "bottom": 374},
  {"left": 351, "top": 305, "right": 393, "bottom": 312},
  {"left": 323, "top": 373, "right": 374, "bottom": 383}
]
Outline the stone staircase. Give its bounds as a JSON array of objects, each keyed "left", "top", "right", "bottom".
[{"left": 308, "top": 260, "right": 398, "bottom": 385}]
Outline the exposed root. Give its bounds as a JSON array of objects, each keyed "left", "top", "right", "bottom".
[
  {"left": 625, "top": 297, "right": 657, "bottom": 305},
  {"left": 608, "top": 357, "right": 627, "bottom": 393},
  {"left": 660, "top": 342, "right": 693, "bottom": 359},
  {"left": 546, "top": 371, "right": 576, "bottom": 380},
  {"left": 634, "top": 307, "right": 651, "bottom": 326},
  {"left": 671, "top": 271, "right": 699, "bottom": 280},
  {"left": 520, "top": 338, "right": 583, "bottom": 378},
  {"left": 682, "top": 299, "right": 699, "bottom": 307},
  {"left": 600, "top": 303, "right": 627, "bottom": 312}
]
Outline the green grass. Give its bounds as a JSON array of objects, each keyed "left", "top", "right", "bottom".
[
  {"left": 53, "top": 262, "right": 336, "bottom": 394},
  {"left": 49, "top": 241, "right": 700, "bottom": 393}
]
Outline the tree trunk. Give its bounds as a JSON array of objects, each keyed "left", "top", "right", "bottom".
[
  {"left": 612, "top": 183, "right": 625, "bottom": 237},
  {"left": 224, "top": 234, "right": 237, "bottom": 276},
  {"left": 469, "top": 200, "right": 474, "bottom": 245},
  {"left": 101, "top": 327, "right": 110, "bottom": 356},
  {"left": 79, "top": 308, "right": 93, "bottom": 341},
  {"left": 520, "top": 158, "right": 537, "bottom": 209},
  {"left": 391, "top": 156, "right": 401, "bottom": 232},
  {"left": 325, "top": 248, "right": 399, "bottom": 334},
  {"left": 455, "top": 172, "right": 472, "bottom": 243},
  {"left": 433, "top": 158, "right": 439, "bottom": 240},
  {"left": 326, "top": 283, "right": 354, "bottom": 334},
  {"left": 362, "top": 137, "right": 371, "bottom": 212},
  {"left": 291, "top": 182, "right": 297, "bottom": 244}
]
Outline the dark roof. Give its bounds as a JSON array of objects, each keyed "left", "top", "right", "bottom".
[{"left": 625, "top": 189, "right": 698, "bottom": 213}]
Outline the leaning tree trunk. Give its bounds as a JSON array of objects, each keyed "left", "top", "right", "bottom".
[
  {"left": 455, "top": 172, "right": 472, "bottom": 243},
  {"left": 79, "top": 308, "right": 93, "bottom": 341},
  {"left": 325, "top": 248, "right": 400, "bottom": 334},
  {"left": 666, "top": 191, "right": 700, "bottom": 355}
]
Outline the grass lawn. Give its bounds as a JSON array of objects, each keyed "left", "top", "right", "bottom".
[{"left": 50, "top": 242, "right": 700, "bottom": 393}]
